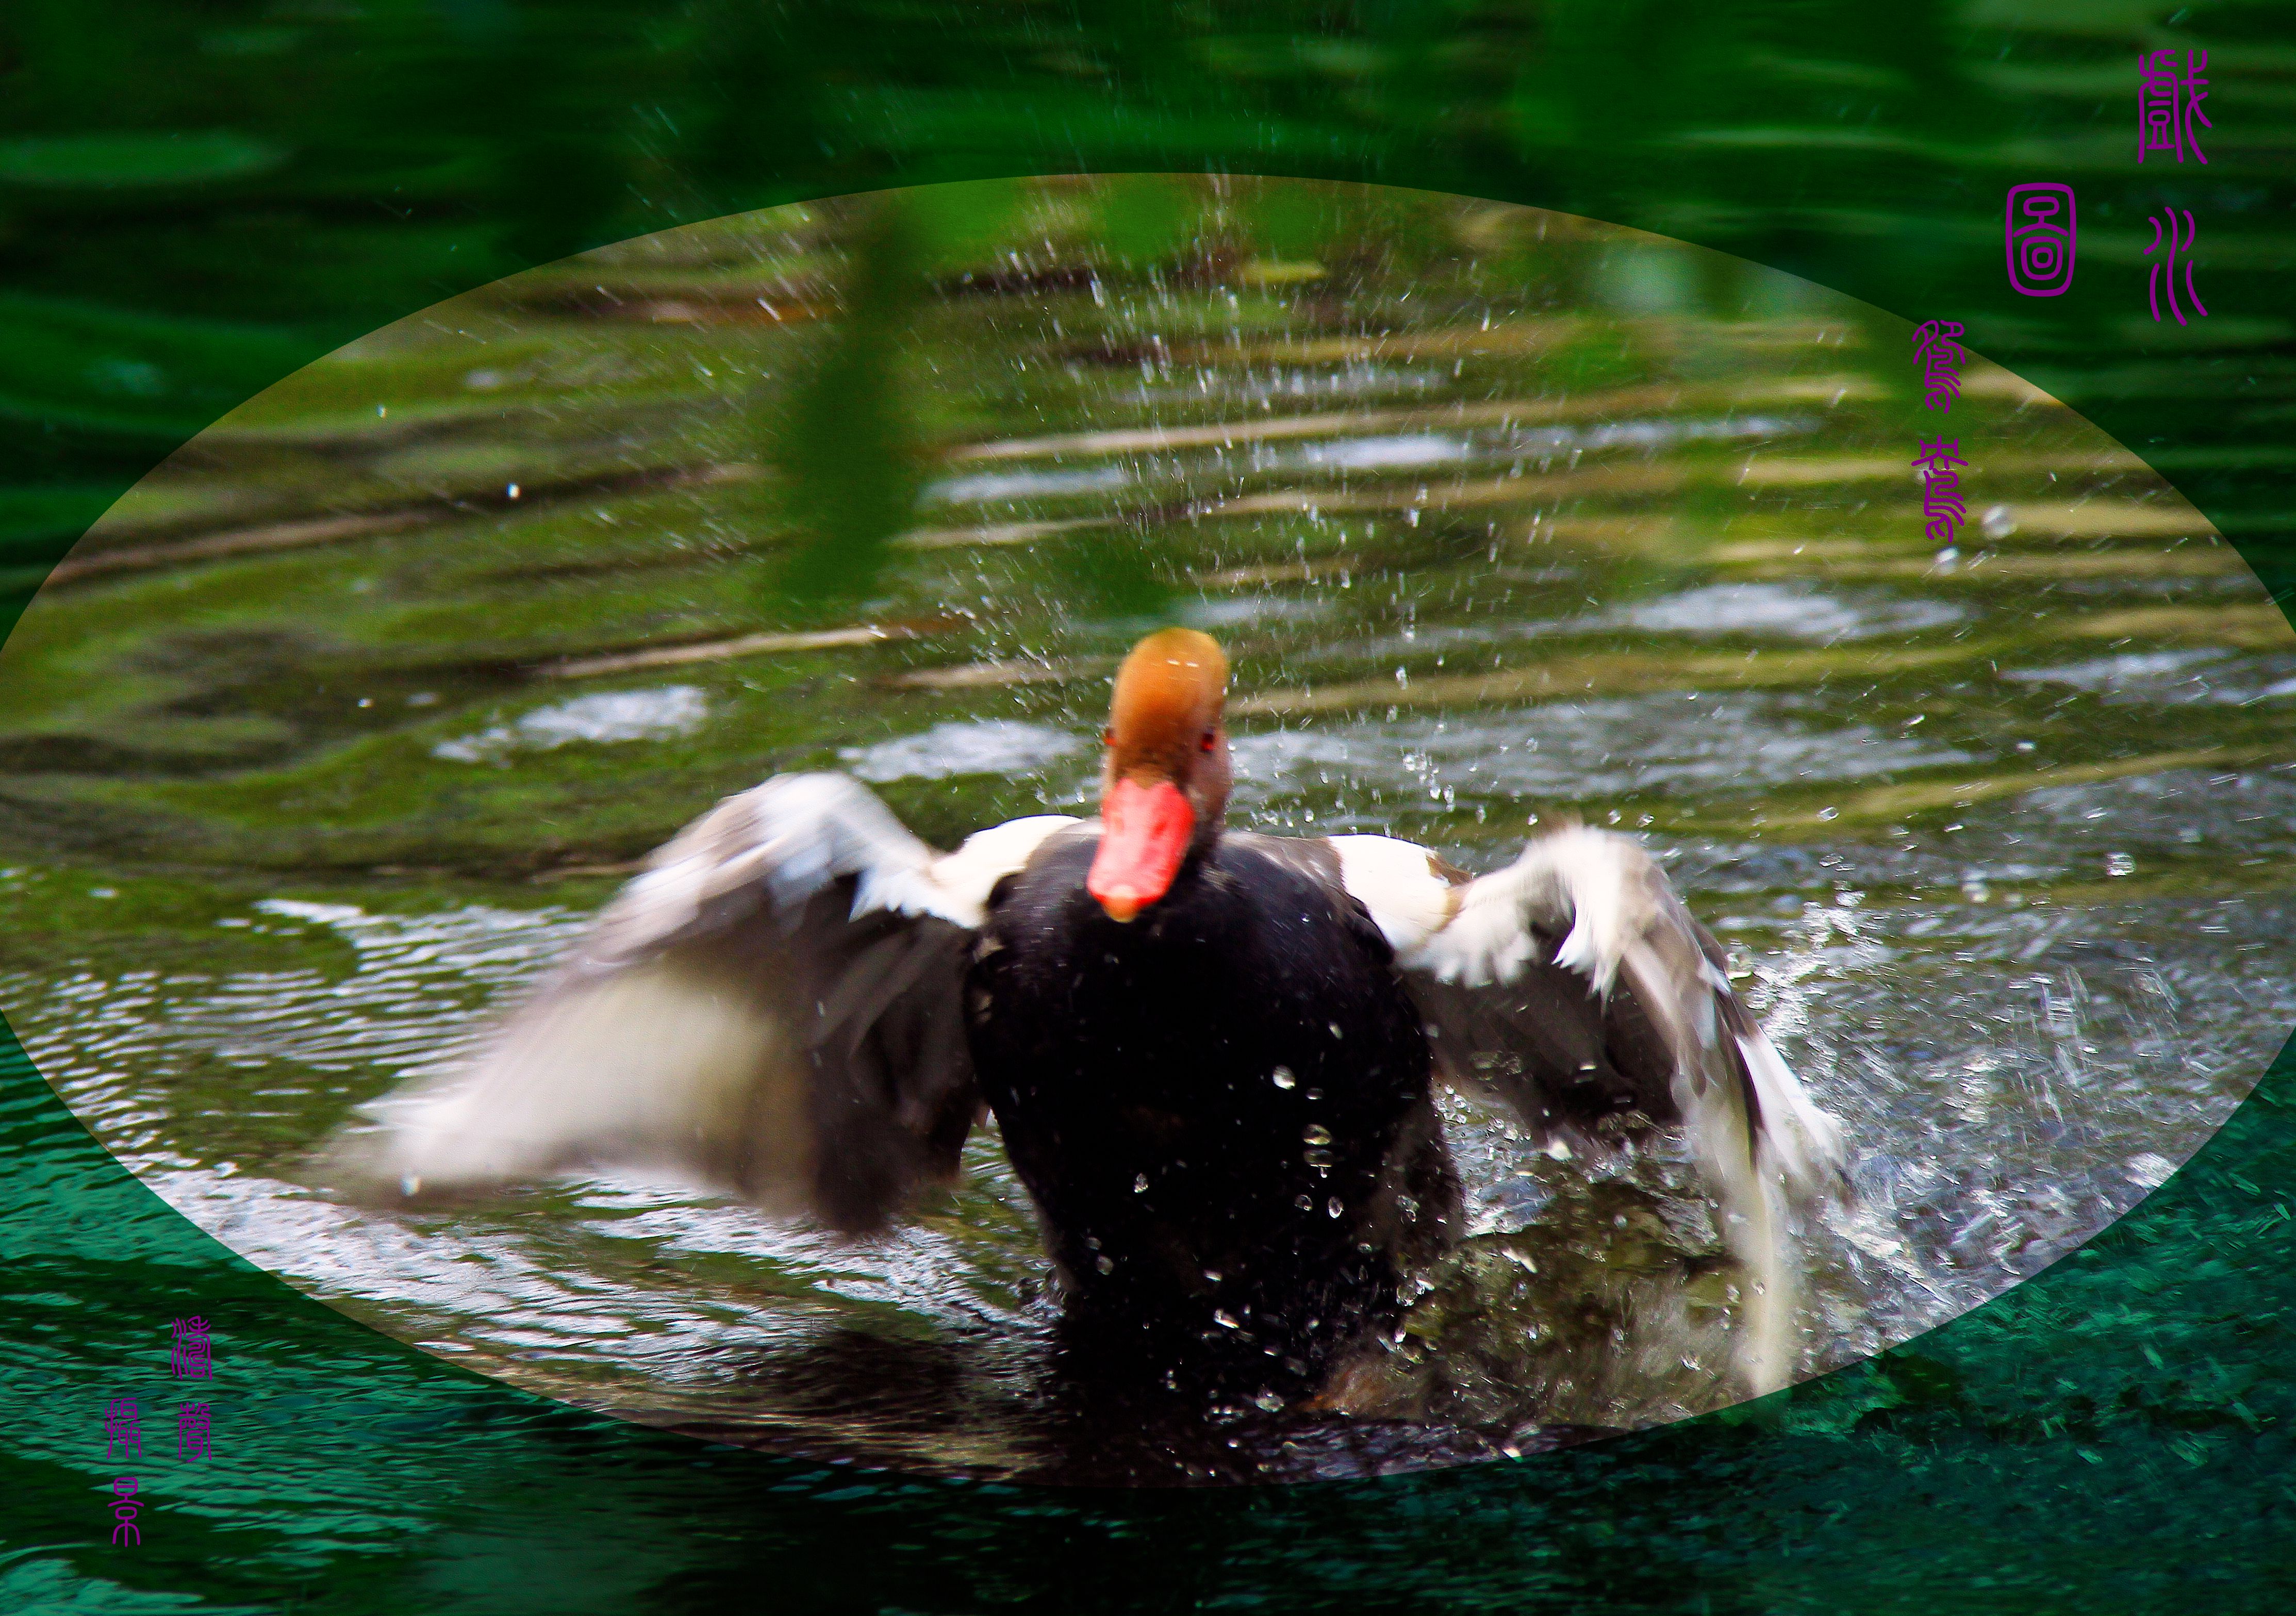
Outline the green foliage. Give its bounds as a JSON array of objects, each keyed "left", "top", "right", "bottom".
[{"left": 773, "top": 193, "right": 930, "bottom": 611}]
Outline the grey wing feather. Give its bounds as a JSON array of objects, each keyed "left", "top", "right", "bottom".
[
  {"left": 1328, "top": 826, "right": 1846, "bottom": 1392},
  {"left": 324, "top": 773, "right": 1071, "bottom": 1232}
]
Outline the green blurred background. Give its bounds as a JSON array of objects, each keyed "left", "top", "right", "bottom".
[{"left": 3, "top": 2, "right": 2293, "bottom": 1611}]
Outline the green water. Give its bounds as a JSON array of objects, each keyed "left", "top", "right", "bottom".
[
  {"left": 4, "top": 180, "right": 2289, "bottom": 1484},
  {"left": 3, "top": 2, "right": 2294, "bottom": 1608}
]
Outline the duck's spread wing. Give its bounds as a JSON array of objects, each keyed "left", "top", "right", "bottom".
[
  {"left": 331, "top": 773, "right": 1077, "bottom": 1232},
  {"left": 1328, "top": 827, "right": 1845, "bottom": 1390}
]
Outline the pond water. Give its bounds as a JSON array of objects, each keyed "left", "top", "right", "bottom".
[{"left": 3, "top": 179, "right": 2290, "bottom": 1484}]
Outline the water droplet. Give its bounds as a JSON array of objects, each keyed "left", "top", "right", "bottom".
[
  {"left": 1270, "top": 1066, "right": 1296, "bottom": 1089},
  {"left": 1095, "top": 1254, "right": 1115, "bottom": 1274},
  {"left": 1301, "top": 1124, "right": 1332, "bottom": 1145},
  {"left": 1252, "top": 1390, "right": 1285, "bottom": 1411},
  {"left": 2106, "top": 851, "right": 2136, "bottom": 878},
  {"left": 1326, "top": 1197, "right": 1344, "bottom": 1218},
  {"left": 1133, "top": 1173, "right": 1149, "bottom": 1194},
  {"left": 1214, "top": 1309, "right": 1243, "bottom": 1329},
  {"left": 1293, "top": 1194, "right": 1314, "bottom": 1211},
  {"left": 1327, "top": 1021, "right": 1344, "bottom": 1040}
]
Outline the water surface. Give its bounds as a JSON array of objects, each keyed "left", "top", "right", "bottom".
[{"left": 4, "top": 180, "right": 2289, "bottom": 1483}]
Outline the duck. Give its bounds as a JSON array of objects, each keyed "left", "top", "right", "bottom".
[{"left": 346, "top": 628, "right": 1844, "bottom": 1397}]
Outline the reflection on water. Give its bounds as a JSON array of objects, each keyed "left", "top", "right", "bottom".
[
  {"left": 1610, "top": 582, "right": 1966, "bottom": 641},
  {"left": 435, "top": 686, "right": 712, "bottom": 763},
  {"left": 841, "top": 719, "right": 1086, "bottom": 784},
  {"left": 3, "top": 180, "right": 2291, "bottom": 1483},
  {"left": 927, "top": 465, "right": 1136, "bottom": 506},
  {"left": 1226, "top": 693, "right": 1975, "bottom": 828}
]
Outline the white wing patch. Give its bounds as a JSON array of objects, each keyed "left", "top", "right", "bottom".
[
  {"left": 1455, "top": 828, "right": 1640, "bottom": 992},
  {"left": 1737, "top": 1027, "right": 1847, "bottom": 1197},
  {"left": 1325, "top": 835, "right": 1459, "bottom": 952},
  {"left": 1334, "top": 825, "right": 1650, "bottom": 994},
  {"left": 907, "top": 814, "right": 1082, "bottom": 926},
  {"left": 600, "top": 773, "right": 1074, "bottom": 959},
  {"left": 360, "top": 959, "right": 808, "bottom": 1202}
]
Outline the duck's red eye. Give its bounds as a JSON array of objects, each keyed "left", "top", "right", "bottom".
[
  {"left": 1200, "top": 730, "right": 1217, "bottom": 752},
  {"left": 1103, "top": 728, "right": 1116, "bottom": 746}
]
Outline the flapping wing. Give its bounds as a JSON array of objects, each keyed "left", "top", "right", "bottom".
[
  {"left": 1329, "top": 826, "right": 1845, "bottom": 1390},
  {"left": 327, "top": 773, "right": 1076, "bottom": 1232}
]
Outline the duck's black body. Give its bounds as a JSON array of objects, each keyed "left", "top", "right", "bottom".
[{"left": 968, "top": 827, "right": 1459, "bottom": 1382}]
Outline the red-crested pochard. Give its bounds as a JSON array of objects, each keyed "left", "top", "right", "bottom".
[{"left": 350, "top": 629, "right": 1844, "bottom": 1395}]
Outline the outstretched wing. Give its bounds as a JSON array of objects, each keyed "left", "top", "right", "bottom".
[
  {"left": 326, "top": 773, "right": 1076, "bottom": 1232},
  {"left": 1328, "top": 826, "right": 1845, "bottom": 1390}
]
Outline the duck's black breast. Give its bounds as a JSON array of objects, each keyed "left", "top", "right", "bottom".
[{"left": 966, "top": 827, "right": 1446, "bottom": 1360}]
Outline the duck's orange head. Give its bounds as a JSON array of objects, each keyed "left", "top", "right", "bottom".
[{"left": 1087, "top": 628, "right": 1231, "bottom": 923}]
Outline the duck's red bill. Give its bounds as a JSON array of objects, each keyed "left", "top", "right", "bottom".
[{"left": 1088, "top": 779, "right": 1194, "bottom": 922}]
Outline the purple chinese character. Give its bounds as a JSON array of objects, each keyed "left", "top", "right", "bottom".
[
  {"left": 110, "top": 1477, "right": 141, "bottom": 1547},
  {"left": 1912, "top": 440, "right": 1970, "bottom": 543},
  {"left": 1911, "top": 440, "right": 1968, "bottom": 477},
  {"left": 1910, "top": 320, "right": 1968, "bottom": 411},
  {"left": 2005, "top": 185, "right": 2077, "bottom": 297},
  {"left": 2138, "top": 49, "right": 2209, "bottom": 164},
  {"left": 2145, "top": 209, "right": 2208, "bottom": 326},
  {"left": 103, "top": 1397, "right": 142, "bottom": 1460},
  {"left": 169, "top": 1316, "right": 212, "bottom": 1381},
  {"left": 177, "top": 1403, "right": 212, "bottom": 1460}
]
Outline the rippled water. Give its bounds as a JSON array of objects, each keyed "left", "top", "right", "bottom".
[{"left": 3, "top": 182, "right": 2290, "bottom": 1483}]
